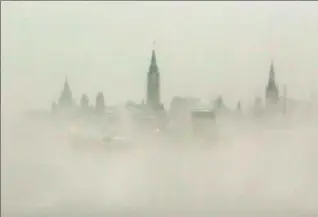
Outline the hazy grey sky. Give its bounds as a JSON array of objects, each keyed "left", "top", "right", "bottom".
[{"left": 2, "top": 1, "right": 318, "bottom": 110}]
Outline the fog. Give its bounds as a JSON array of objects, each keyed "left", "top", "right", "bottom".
[
  {"left": 1, "top": 112, "right": 318, "bottom": 217},
  {"left": 2, "top": 1, "right": 318, "bottom": 108},
  {"left": 2, "top": 1, "right": 318, "bottom": 217}
]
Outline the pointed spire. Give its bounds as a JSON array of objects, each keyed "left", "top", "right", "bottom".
[
  {"left": 59, "top": 76, "right": 73, "bottom": 107},
  {"left": 149, "top": 41, "right": 158, "bottom": 73},
  {"left": 267, "top": 60, "right": 277, "bottom": 89},
  {"left": 269, "top": 60, "right": 275, "bottom": 81},
  {"left": 151, "top": 41, "right": 157, "bottom": 66},
  {"left": 64, "top": 76, "right": 70, "bottom": 90},
  {"left": 265, "top": 60, "right": 279, "bottom": 105},
  {"left": 151, "top": 49, "right": 157, "bottom": 66}
]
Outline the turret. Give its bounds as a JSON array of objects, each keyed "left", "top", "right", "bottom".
[
  {"left": 80, "top": 94, "right": 89, "bottom": 109},
  {"left": 95, "top": 92, "right": 105, "bottom": 115},
  {"left": 58, "top": 77, "right": 73, "bottom": 108},
  {"left": 80, "top": 94, "right": 89, "bottom": 116}
]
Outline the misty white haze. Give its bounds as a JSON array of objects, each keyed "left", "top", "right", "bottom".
[
  {"left": 1, "top": 1, "right": 318, "bottom": 217},
  {"left": 2, "top": 1, "right": 318, "bottom": 109}
]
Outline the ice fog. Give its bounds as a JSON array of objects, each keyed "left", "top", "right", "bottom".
[{"left": 1, "top": 110, "right": 318, "bottom": 217}]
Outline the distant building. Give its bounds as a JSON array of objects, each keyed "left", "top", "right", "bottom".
[
  {"left": 58, "top": 77, "right": 74, "bottom": 108},
  {"left": 169, "top": 97, "right": 197, "bottom": 127},
  {"left": 80, "top": 94, "right": 90, "bottom": 116},
  {"left": 253, "top": 97, "right": 264, "bottom": 117},
  {"left": 51, "top": 77, "right": 77, "bottom": 117},
  {"left": 191, "top": 109, "right": 216, "bottom": 139},
  {"left": 95, "top": 92, "right": 106, "bottom": 115},
  {"left": 213, "top": 95, "right": 230, "bottom": 115},
  {"left": 265, "top": 61, "right": 280, "bottom": 108},
  {"left": 214, "top": 95, "right": 225, "bottom": 110},
  {"left": 146, "top": 49, "right": 163, "bottom": 111},
  {"left": 170, "top": 97, "right": 186, "bottom": 116},
  {"left": 80, "top": 94, "right": 89, "bottom": 109},
  {"left": 170, "top": 96, "right": 200, "bottom": 117}
]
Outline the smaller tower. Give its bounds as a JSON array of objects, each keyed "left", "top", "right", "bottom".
[
  {"left": 265, "top": 61, "right": 279, "bottom": 106},
  {"left": 58, "top": 77, "right": 73, "bottom": 108},
  {"left": 95, "top": 92, "right": 105, "bottom": 115},
  {"left": 80, "top": 94, "right": 89, "bottom": 109},
  {"left": 214, "top": 95, "right": 224, "bottom": 110}
]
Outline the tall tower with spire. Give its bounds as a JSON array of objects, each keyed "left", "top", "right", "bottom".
[
  {"left": 265, "top": 61, "right": 279, "bottom": 106},
  {"left": 146, "top": 48, "right": 161, "bottom": 110}
]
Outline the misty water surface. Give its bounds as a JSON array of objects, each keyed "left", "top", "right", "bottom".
[{"left": 1, "top": 114, "right": 318, "bottom": 217}]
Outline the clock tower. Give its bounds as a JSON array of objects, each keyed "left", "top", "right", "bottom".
[{"left": 146, "top": 49, "right": 161, "bottom": 110}]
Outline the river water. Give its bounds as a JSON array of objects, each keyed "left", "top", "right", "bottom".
[{"left": 1, "top": 115, "right": 318, "bottom": 217}]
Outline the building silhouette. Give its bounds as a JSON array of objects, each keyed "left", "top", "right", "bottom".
[
  {"left": 58, "top": 77, "right": 73, "bottom": 108},
  {"left": 80, "top": 94, "right": 89, "bottom": 109},
  {"left": 95, "top": 92, "right": 106, "bottom": 115},
  {"left": 46, "top": 46, "right": 315, "bottom": 121},
  {"left": 265, "top": 61, "right": 279, "bottom": 107},
  {"left": 146, "top": 49, "right": 162, "bottom": 110},
  {"left": 253, "top": 97, "right": 264, "bottom": 117}
]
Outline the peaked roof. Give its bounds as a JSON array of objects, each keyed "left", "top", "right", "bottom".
[
  {"left": 269, "top": 60, "right": 275, "bottom": 81},
  {"left": 149, "top": 49, "right": 159, "bottom": 73},
  {"left": 63, "top": 76, "right": 70, "bottom": 91},
  {"left": 151, "top": 49, "right": 157, "bottom": 65}
]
